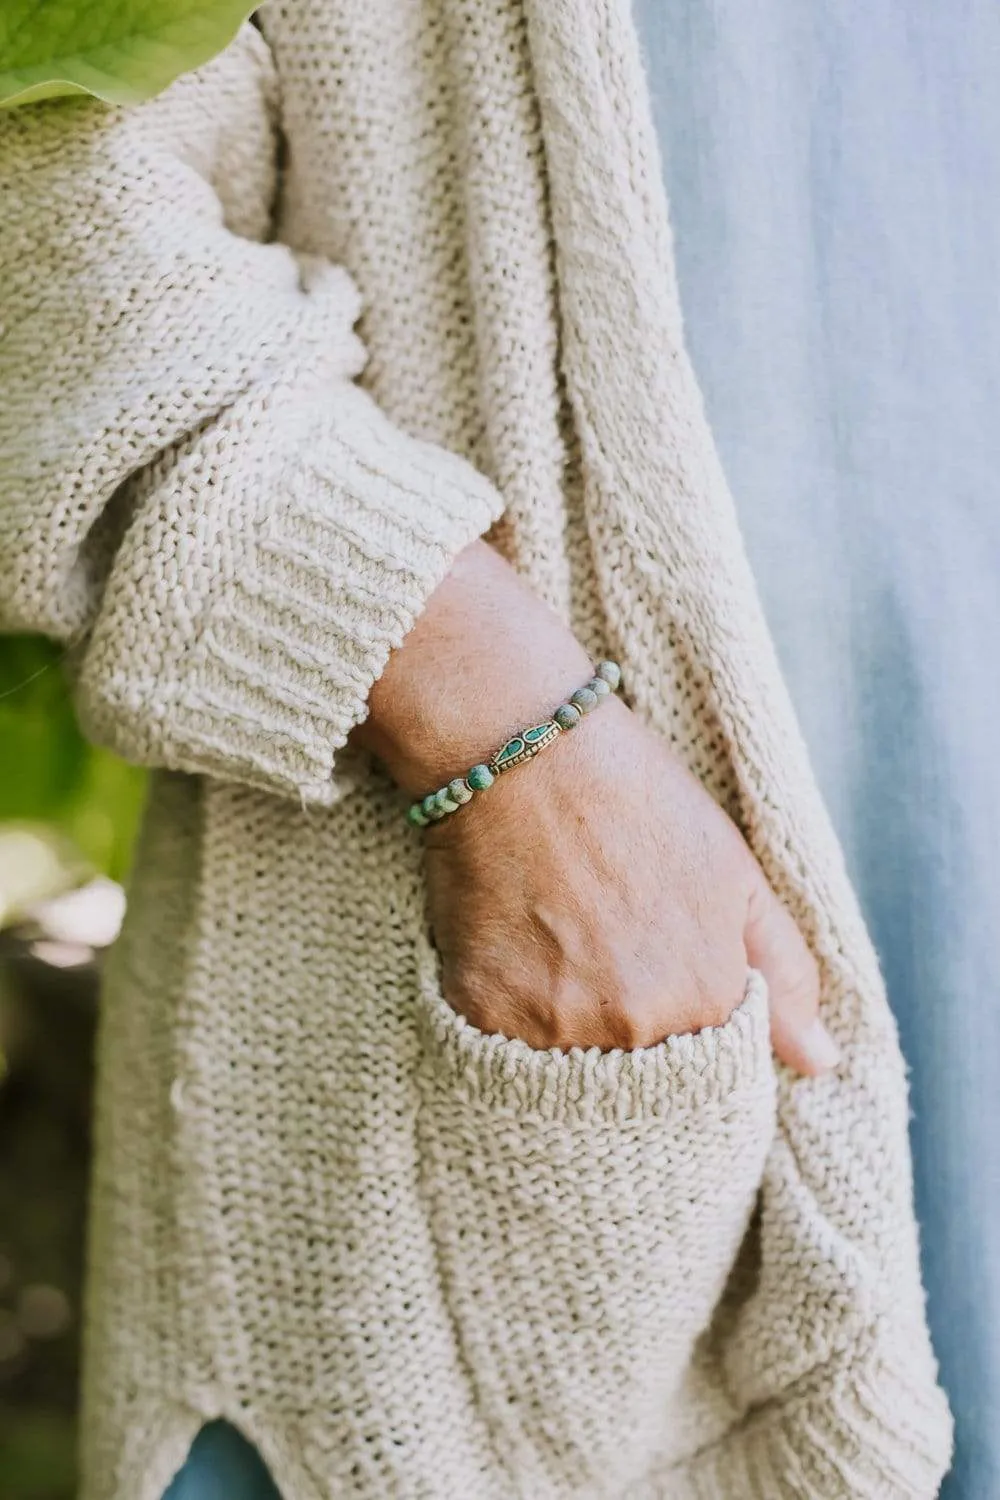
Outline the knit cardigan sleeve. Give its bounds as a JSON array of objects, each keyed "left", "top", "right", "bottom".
[{"left": 0, "top": 27, "right": 505, "bottom": 805}]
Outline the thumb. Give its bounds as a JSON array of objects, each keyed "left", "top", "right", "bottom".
[{"left": 743, "top": 867, "right": 840, "bottom": 1076}]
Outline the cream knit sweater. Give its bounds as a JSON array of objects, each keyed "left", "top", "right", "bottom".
[{"left": 0, "top": 4, "right": 953, "bottom": 1497}]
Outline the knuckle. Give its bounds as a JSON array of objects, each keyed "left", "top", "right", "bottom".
[
  {"left": 603, "top": 1006, "right": 651, "bottom": 1050},
  {"left": 441, "top": 972, "right": 496, "bottom": 1033},
  {"left": 599, "top": 996, "right": 670, "bottom": 1050},
  {"left": 698, "top": 996, "right": 742, "bottom": 1031}
]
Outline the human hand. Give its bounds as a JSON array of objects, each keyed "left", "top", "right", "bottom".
[
  {"left": 423, "top": 693, "right": 837, "bottom": 1071},
  {"left": 355, "top": 542, "right": 838, "bottom": 1073}
]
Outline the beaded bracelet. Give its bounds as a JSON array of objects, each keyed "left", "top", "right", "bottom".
[{"left": 406, "top": 660, "right": 622, "bottom": 827}]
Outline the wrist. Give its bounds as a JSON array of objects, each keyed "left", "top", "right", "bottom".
[
  {"left": 367, "top": 652, "right": 597, "bottom": 795},
  {"left": 353, "top": 542, "right": 594, "bottom": 795},
  {"left": 423, "top": 689, "right": 632, "bottom": 847}
]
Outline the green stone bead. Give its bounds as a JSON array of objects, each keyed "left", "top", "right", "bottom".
[
  {"left": 571, "top": 686, "right": 599, "bottom": 714},
  {"left": 595, "top": 659, "right": 621, "bottom": 690},
  {"left": 422, "top": 793, "right": 444, "bottom": 820},
  {"left": 448, "top": 777, "right": 473, "bottom": 805},
  {"left": 554, "top": 702, "right": 582, "bottom": 730},
  {"left": 435, "top": 788, "right": 460, "bottom": 814},
  {"left": 587, "top": 676, "right": 611, "bottom": 699},
  {"left": 407, "top": 803, "right": 430, "bottom": 828},
  {"left": 467, "top": 763, "right": 495, "bottom": 791}
]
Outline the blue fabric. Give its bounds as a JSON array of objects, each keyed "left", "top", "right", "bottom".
[
  {"left": 162, "top": 1421, "right": 280, "bottom": 1500},
  {"left": 633, "top": 2, "right": 1000, "bottom": 1494}
]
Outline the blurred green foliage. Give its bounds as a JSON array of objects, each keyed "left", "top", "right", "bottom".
[
  {"left": 0, "top": 635, "right": 146, "bottom": 905},
  {"left": 0, "top": 1410, "right": 78, "bottom": 1498}
]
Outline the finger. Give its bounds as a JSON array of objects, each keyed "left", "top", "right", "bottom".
[{"left": 743, "top": 870, "right": 840, "bottom": 1076}]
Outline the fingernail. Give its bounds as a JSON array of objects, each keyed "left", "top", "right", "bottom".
[{"left": 800, "top": 1017, "right": 842, "bottom": 1073}]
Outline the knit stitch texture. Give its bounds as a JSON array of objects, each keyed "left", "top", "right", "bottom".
[{"left": 0, "top": 4, "right": 952, "bottom": 1496}]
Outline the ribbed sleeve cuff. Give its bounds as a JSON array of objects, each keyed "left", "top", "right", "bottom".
[
  {"left": 77, "top": 380, "right": 506, "bottom": 805},
  {"left": 670, "top": 1324, "right": 953, "bottom": 1500}
]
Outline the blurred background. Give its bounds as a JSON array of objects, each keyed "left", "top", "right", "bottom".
[{"left": 0, "top": 635, "right": 146, "bottom": 1500}]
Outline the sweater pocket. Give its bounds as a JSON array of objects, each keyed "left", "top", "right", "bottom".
[{"left": 412, "top": 937, "right": 777, "bottom": 1495}]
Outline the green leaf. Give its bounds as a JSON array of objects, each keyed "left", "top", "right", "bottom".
[{"left": 0, "top": 0, "right": 257, "bottom": 110}]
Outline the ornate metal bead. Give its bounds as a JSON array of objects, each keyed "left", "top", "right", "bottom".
[
  {"left": 492, "top": 735, "right": 525, "bottom": 771},
  {"left": 493, "top": 721, "right": 560, "bottom": 772}
]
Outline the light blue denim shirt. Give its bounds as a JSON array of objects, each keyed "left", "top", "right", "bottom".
[{"left": 633, "top": 3, "right": 1000, "bottom": 1495}]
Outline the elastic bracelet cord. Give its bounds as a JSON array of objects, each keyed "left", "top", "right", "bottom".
[{"left": 406, "top": 660, "right": 622, "bottom": 828}]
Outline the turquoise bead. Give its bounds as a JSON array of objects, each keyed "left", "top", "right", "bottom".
[
  {"left": 467, "top": 763, "right": 495, "bottom": 791},
  {"left": 407, "top": 803, "right": 430, "bottom": 828},
  {"left": 587, "top": 676, "right": 611, "bottom": 699},
  {"left": 448, "top": 777, "right": 473, "bottom": 805},
  {"left": 554, "top": 702, "right": 582, "bottom": 730},
  {"left": 570, "top": 686, "right": 599, "bottom": 714},
  {"left": 422, "top": 793, "right": 444, "bottom": 820},
  {"left": 595, "top": 659, "right": 621, "bottom": 690},
  {"left": 435, "top": 788, "right": 460, "bottom": 814}
]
